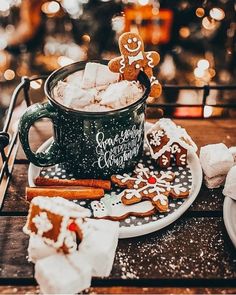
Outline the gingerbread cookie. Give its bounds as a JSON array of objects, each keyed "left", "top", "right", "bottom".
[
  {"left": 146, "top": 119, "right": 198, "bottom": 168},
  {"left": 111, "top": 163, "right": 189, "bottom": 212},
  {"left": 91, "top": 193, "right": 155, "bottom": 221},
  {"left": 108, "top": 32, "right": 162, "bottom": 98},
  {"left": 23, "top": 197, "right": 91, "bottom": 254}
]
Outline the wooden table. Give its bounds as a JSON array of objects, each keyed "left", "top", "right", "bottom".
[{"left": 1, "top": 119, "right": 236, "bottom": 294}]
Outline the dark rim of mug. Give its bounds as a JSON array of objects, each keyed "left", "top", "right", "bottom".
[{"left": 44, "top": 60, "right": 151, "bottom": 117}]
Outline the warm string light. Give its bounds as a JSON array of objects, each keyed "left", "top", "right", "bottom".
[
  {"left": 0, "top": 37, "right": 7, "bottom": 50},
  {"left": 202, "top": 16, "right": 216, "bottom": 30},
  {"left": 195, "top": 7, "right": 205, "bottom": 18},
  {"left": 61, "top": 0, "right": 84, "bottom": 18},
  {"left": 197, "top": 59, "right": 209, "bottom": 70},
  {"left": 210, "top": 8, "right": 225, "bottom": 21},
  {"left": 194, "top": 59, "right": 215, "bottom": 82},
  {"left": 4, "top": 69, "right": 15, "bottom": 80},
  {"left": 41, "top": 1, "right": 60, "bottom": 15},
  {"left": 179, "top": 27, "right": 190, "bottom": 38},
  {"left": 195, "top": 6, "right": 225, "bottom": 33}
]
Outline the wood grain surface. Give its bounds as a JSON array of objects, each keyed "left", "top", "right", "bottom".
[
  {"left": 0, "top": 217, "right": 235, "bottom": 282},
  {"left": 1, "top": 118, "right": 236, "bottom": 293}
]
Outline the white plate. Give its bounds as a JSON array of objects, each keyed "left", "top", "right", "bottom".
[
  {"left": 28, "top": 126, "right": 202, "bottom": 239},
  {"left": 223, "top": 196, "right": 236, "bottom": 248}
]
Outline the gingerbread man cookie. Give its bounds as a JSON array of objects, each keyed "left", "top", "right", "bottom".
[
  {"left": 91, "top": 193, "right": 155, "bottom": 221},
  {"left": 108, "top": 32, "right": 162, "bottom": 98},
  {"left": 111, "top": 163, "right": 189, "bottom": 212}
]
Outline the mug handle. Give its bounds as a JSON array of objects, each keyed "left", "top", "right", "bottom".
[{"left": 19, "top": 102, "right": 63, "bottom": 167}]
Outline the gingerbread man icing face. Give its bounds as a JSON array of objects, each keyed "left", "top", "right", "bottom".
[
  {"left": 119, "top": 32, "right": 144, "bottom": 56},
  {"left": 108, "top": 32, "right": 162, "bottom": 98}
]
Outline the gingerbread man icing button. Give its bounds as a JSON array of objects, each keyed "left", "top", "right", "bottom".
[{"left": 108, "top": 32, "right": 162, "bottom": 98}]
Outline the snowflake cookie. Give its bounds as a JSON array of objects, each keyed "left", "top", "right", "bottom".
[{"left": 111, "top": 163, "right": 189, "bottom": 212}]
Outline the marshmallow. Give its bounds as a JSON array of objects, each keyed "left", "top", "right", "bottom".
[
  {"left": 100, "top": 80, "right": 143, "bottom": 109},
  {"left": 96, "top": 63, "right": 120, "bottom": 88},
  {"left": 229, "top": 146, "right": 236, "bottom": 165},
  {"left": 200, "top": 143, "right": 234, "bottom": 178},
  {"left": 35, "top": 253, "right": 92, "bottom": 294},
  {"left": 223, "top": 166, "right": 236, "bottom": 200},
  {"left": 63, "top": 85, "right": 96, "bottom": 109},
  {"left": 28, "top": 235, "right": 57, "bottom": 263},
  {"left": 66, "top": 70, "right": 84, "bottom": 86},
  {"left": 81, "top": 63, "right": 119, "bottom": 89},
  {"left": 204, "top": 174, "right": 226, "bottom": 189},
  {"left": 81, "top": 104, "right": 113, "bottom": 112},
  {"left": 53, "top": 80, "right": 67, "bottom": 104},
  {"left": 79, "top": 219, "right": 119, "bottom": 277}
]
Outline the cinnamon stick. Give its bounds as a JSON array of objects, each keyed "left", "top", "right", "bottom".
[
  {"left": 35, "top": 177, "right": 111, "bottom": 190},
  {"left": 26, "top": 186, "right": 104, "bottom": 202}
]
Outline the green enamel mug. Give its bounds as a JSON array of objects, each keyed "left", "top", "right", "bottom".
[{"left": 19, "top": 60, "right": 151, "bottom": 178}]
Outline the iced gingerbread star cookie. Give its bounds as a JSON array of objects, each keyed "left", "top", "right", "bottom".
[
  {"left": 111, "top": 163, "right": 189, "bottom": 212},
  {"left": 108, "top": 32, "right": 162, "bottom": 98}
]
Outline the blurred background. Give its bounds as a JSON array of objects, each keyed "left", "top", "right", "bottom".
[{"left": 0, "top": 0, "right": 236, "bottom": 127}]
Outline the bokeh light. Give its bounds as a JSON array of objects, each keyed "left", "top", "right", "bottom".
[
  {"left": 179, "top": 27, "right": 190, "bottom": 38},
  {"left": 4, "top": 69, "right": 15, "bottom": 80},
  {"left": 138, "top": 0, "right": 149, "bottom": 6},
  {"left": 210, "top": 8, "right": 225, "bottom": 21},
  {"left": 194, "top": 67, "right": 205, "bottom": 78},
  {"left": 195, "top": 8, "right": 205, "bottom": 18},
  {"left": 204, "top": 106, "right": 213, "bottom": 118},
  {"left": 202, "top": 17, "right": 216, "bottom": 30},
  {"left": 197, "top": 59, "right": 210, "bottom": 70},
  {"left": 41, "top": 1, "right": 60, "bottom": 15}
]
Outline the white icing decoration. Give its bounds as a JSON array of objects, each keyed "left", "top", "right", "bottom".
[
  {"left": 135, "top": 64, "right": 141, "bottom": 69},
  {"left": 162, "top": 155, "right": 169, "bottom": 166},
  {"left": 91, "top": 194, "right": 154, "bottom": 219},
  {"left": 114, "top": 164, "right": 188, "bottom": 204},
  {"left": 146, "top": 52, "right": 154, "bottom": 67},
  {"left": 145, "top": 118, "right": 198, "bottom": 160},
  {"left": 171, "top": 144, "right": 181, "bottom": 154},
  {"left": 32, "top": 212, "right": 53, "bottom": 236},
  {"left": 152, "top": 194, "right": 168, "bottom": 206},
  {"left": 180, "top": 153, "right": 187, "bottom": 165},
  {"left": 128, "top": 51, "right": 144, "bottom": 65},
  {"left": 149, "top": 130, "right": 164, "bottom": 146},
  {"left": 151, "top": 80, "right": 159, "bottom": 86},
  {"left": 124, "top": 40, "right": 142, "bottom": 53},
  {"left": 63, "top": 231, "right": 77, "bottom": 252},
  {"left": 119, "top": 55, "right": 125, "bottom": 74},
  {"left": 172, "top": 184, "right": 187, "bottom": 195}
]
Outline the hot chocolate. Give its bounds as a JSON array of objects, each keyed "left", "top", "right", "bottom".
[{"left": 53, "top": 62, "right": 144, "bottom": 112}]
